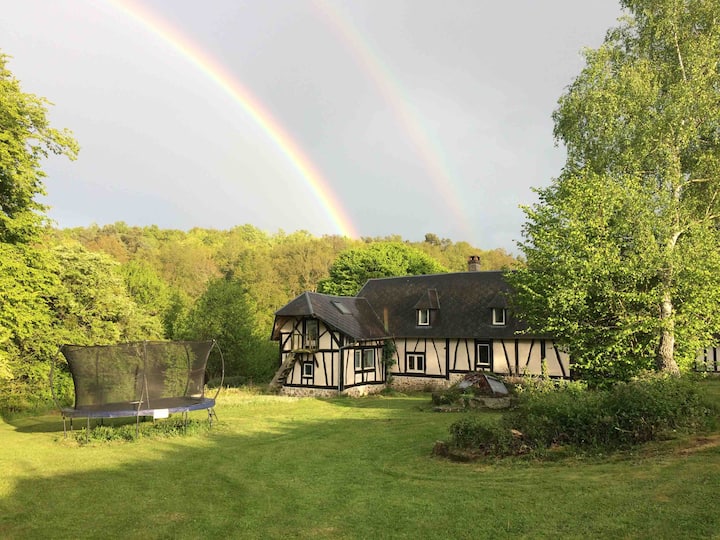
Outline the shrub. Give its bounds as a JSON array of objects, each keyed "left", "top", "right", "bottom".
[
  {"left": 73, "top": 417, "right": 210, "bottom": 445},
  {"left": 447, "top": 376, "right": 718, "bottom": 457},
  {"left": 449, "top": 416, "right": 495, "bottom": 449}
]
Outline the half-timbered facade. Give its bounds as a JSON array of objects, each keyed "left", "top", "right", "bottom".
[
  {"left": 271, "top": 263, "right": 571, "bottom": 396},
  {"left": 358, "top": 271, "right": 569, "bottom": 391},
  {"left": 697, "top": 346, "right": 720, "bottom": 373},
  {"left": 270, "top": 292, "right": 389, "bottom": 396}
]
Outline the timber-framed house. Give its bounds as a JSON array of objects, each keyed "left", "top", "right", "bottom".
[
  {"left": 271, "top": 258, "right": 570, "bottom": 396},
  {"left": 270, "top": 292, "right": 389, "bottom": 396}
]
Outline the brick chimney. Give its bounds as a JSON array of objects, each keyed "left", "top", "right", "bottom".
[{"left": 467, "top": 255, "right": 481, "bottom": 272}]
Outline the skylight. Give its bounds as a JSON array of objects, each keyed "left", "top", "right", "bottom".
[{"left": 331, "top": 301, "right": 351, "bottom": 314}]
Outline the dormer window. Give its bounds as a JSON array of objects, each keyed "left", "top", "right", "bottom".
[
  {"left": 414, "top": 289, "right": 438, "bottom": 327},
  {"left": 492, "top": 308, "right": 506, "bottom": 326}
]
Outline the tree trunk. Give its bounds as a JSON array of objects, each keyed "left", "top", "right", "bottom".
[{"left": 656, "top": 294, "right": 680, "bottom": 375}]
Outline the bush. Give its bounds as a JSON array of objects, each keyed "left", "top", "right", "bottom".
[
  {"left": 447, "top": 376, "right": 718, "bottom": 457},
  {"left": 73, "top": 417, "right": 210, "bottom": 445}
]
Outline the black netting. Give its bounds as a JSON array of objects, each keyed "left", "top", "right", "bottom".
[{"left": 60, "top": 341, "right": 215, "bottom": 411}]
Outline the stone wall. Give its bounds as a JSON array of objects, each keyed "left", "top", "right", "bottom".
[
  {"left": 280, "top": 383, "right": 385, "bottom": 398},
  {"left": 389, "top": 376, "right": 451, "bottom": 392}
]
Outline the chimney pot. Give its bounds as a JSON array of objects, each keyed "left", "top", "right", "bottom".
[{"left": 467, "top": 255, "right": 481, "bottom": 272}]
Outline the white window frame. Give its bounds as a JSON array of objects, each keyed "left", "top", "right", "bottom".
[
  {"left": 417, "top": 309, "right": 430, "bottom": 326},
  {"left": 476, "top": 342, "right": 492, "bottom": 369},
  {"left": 302, "top": 362, "right": 313, "bottom": 378},
  {"left": 492, "top": 308, "right": 506, "bottom": 326},
  {"left": 407, "top": 353, "right": 426, "bottom": 373}
]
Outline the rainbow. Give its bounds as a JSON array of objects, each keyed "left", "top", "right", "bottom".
[
  {"left": 106, "top": 0, "right": 358, "bottom": 238},
  {"left": 313, "top": 0, "right": 473, "bottom": 239}
]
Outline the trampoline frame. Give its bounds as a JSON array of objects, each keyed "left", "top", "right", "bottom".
[{"left": 51, "top": 340, "right": 225, "bottom": 440}]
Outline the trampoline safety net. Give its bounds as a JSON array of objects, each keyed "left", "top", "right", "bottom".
[{"left": 59, "top": 340, "right": 216, "bottom": 415}]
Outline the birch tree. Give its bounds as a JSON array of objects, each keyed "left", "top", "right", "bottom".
[{"left": 510, "top": 0, "right": 720, "bottom": 380}]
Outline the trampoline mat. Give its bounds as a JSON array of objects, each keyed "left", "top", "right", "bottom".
[{"left": 61, "top": 396, "right": 216, "bottom": 418}]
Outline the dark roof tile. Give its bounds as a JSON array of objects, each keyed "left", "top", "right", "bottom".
[
  {"left": 357, "top": 271, "right": 524, "bottom": 339},
  {"left": 274, "top": 292, "right": 388, "bottom": 341}
]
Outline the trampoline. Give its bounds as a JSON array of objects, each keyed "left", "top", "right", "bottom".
[{"left": 51, "top": 340, "right": 224, "bottom": 438}]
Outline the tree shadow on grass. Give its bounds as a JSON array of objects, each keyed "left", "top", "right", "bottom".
[
  {"left": 0, "top": 403, "right": 467, "bottom": 539},
  {"left": 6, "top": 412, "right": 169, "bottom": 435},
  {"left": 323, "top": 394, "right": 433, "bottom": 411},
  {"left": 2, "top": 397, "right": 720, "bottom": 539}
]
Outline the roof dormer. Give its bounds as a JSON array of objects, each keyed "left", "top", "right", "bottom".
[{"left": 414, "top": 289, "right": 439, "bottom": 327}]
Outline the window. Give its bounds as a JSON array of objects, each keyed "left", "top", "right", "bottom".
[
  {"left": 407, "top": 353, "right": 425, "bottom": 373},
  {"left": 476, "top": 342, "right": 492, "bottom": 369},
  {"left": 417, "top": 309, "right": 430, "bottom": 326},
  {"left": 354, "top": 349, "right": 375, "bottom": 370},
  {"left": 363, "top": 349, "right": 374, "bottom": 369},
  {"left": 304, "top": 319, "right": 318, "bottom": 349},
  {"left": 302, "top": 362, "right": 313, "bottom": 378},
  {"left": 331, "top": 300, "right": 351, "bottom": 314},
  {"left": 492, "top": 308, "right": 506, "bottom": 326}
]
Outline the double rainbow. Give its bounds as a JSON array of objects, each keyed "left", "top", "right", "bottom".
[
  {"left": 108, "top": 0, "right": 358, "bottom": 238},
  {"left": 314, "top": 0, "right": 472, "bottom": 239}
]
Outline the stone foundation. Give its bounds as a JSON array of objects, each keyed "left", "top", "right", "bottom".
[
  {"left": 280, "top": 387, "right": 339, "bottom": 398},
  {"left": 280, "top": 383, "right": 385, "bottom": 398},
  {"left": 389, "top": 376, "right": 451, "bottom": 392}
]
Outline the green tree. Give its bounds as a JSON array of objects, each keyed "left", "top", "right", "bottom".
[
  {"left": 0, "top": 53, "right": 78, "bottom": 243},
  {"left": 179, "top": 277, "right": 276, "bottom": 382},
  {"left": 50, "top": 243, "right": 163, "bottom": 344},
  {"left": 509, "top": 0, "right": 720, "bottom": 380},
  {"left": 318, "top": 242, "right": 448, "bottom": 296},
  {"left": 0, "top": 244, "right": 56, "bottom": 393}
]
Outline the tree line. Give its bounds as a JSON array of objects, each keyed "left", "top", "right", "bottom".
[{"left": 4, "top": 220, "right": 516, "bottom": 410}]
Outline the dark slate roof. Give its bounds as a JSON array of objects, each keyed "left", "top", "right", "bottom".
[
  {"left": 273, "top": 291, "right": 388, "bottom": 341},
  {"left": 413, "top": 288, "right": 440, "bottom": 310},
  {"left": 357, "top": 271, "right": 525, "bottom": 339}
]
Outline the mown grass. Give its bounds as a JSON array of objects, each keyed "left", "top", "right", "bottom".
[{"left": 0, "top": 381, "right": 719, "bottom": 539}]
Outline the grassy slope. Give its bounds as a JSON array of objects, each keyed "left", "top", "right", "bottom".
[{"left": 0, "top": 382, "right": 719, "bottom": 539}]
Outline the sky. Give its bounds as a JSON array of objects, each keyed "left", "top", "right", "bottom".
[{"left": 1, "top": 0, "right": 625, "bottom": 250}]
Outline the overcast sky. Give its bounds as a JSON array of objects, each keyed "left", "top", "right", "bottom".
[{"left": 1, "top": 0, "right": 624, "bottom": 250}]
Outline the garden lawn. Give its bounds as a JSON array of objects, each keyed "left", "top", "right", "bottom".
[{"left": 0, "top": 381, "right": 719, "bottom": 539}]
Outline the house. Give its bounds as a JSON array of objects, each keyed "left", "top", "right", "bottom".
[
  {"left": 269, "top": 293, "right": 389, "bottom": 397},
  {"left": 270, "top": 257, "right": 570, "bottom": 396}
]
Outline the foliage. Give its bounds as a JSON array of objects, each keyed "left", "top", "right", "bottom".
[
  {"left": 0, "top": 241, "right": 162, "bottom": 411},
  {"left": 318, "top": 242, "right": 449, "bottom": 296},
  {"left": 381, "top": 339, "right": 397, "bottom": 385},
  {"left": 509, "top": 173, "right": 662, "bottom": 383},
  {"left": 0, "top": 243, "right": 56, "bottom": 385},
  {"left": 50, "top": 243, "right": 164, "bottom": 344},
  {"left": 119, "top": 259, "right": 170, "bottom": 313},
  {"left": 72, "top": 417, "right": 210, "bottom": 445},
  {"left": 0, "top": 53, "right": 79, "bottom": 243},
  {"left": 510, "top": 373, "right": 587, "bottom": 395},
  {"left": 178, "top": 277, "right": 277, "bottom": 382},
  {"left": 448, "top": 376, "right": 719, "bottom": 456},
  {"left": 419, "top": 233, "right": 521, "bottom": 271},
  {"left": 510, "top": 0, "right": 720, "bottom": 377}
]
